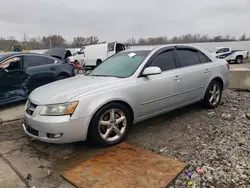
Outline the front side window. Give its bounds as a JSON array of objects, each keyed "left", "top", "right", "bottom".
[
  {"left": 177, "top": 49, "right": 200, "bottom": 67},
  {"left": 108, "top": 42, "right": 115, "bottom": 51},
  {"left": 216, "top": 49, "right": 224, "bottom": 54},
  {"left": 149, "top": 50, "right": 176, "bottom": 71},
  {"left": 89, "top": 51, "right": 150, "bottom": 78},
  {"left": 24, "top": 56, "right": 47, "bottom": 68},
  {"left": 0, "top": 57, "right": 22, "bottom": 70}
]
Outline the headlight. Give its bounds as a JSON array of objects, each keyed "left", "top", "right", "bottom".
[{"left": 40, "top": 101, "right": 78, "bottom": 116}]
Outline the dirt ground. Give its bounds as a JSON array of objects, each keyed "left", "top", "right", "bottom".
[{"left": 0, "top": 89, "right": 249, "bottom": 188}]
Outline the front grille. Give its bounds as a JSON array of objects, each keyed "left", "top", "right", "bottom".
[
  {"left": 26, "top": 124, "right": 38, "bottom": 136},
  {"left": 26, "top": 100, "right": 38, "bottom": 116}
]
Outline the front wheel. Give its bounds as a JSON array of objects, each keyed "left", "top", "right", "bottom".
[
  {"left": 88, "top": 103, "right": 132, "bottom": 146},
  {"left": 203, "top": 80, "right": 222, "bottom": 109}
]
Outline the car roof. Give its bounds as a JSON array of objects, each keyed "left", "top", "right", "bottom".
[
  {"left": 0, "top": 52, "right": 61, "bottom": 64},
  {"left": 124, "top": 44, "right": 208, "bottom": 52},
  {"left": 0, "top": 52, "right": 35, "bottom": 62}
]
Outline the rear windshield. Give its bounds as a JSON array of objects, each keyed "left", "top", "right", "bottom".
[{"left": 89, "top": 51, "right": 150, "bottom": 78}]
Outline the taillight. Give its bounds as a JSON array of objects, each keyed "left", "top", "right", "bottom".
[{"left": 226, "top": 63, "right": 230, "bottom": 70}]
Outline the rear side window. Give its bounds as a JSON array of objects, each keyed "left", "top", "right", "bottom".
[
  {"left": 177, "top": 49, "right": 200, "bottom": 67},
  {"left": 198, "top": 52, "right": 212, "bottom": 63},
  {"left": 24, "top": 56, "right": 48, "bottom": 68},
  {"left": 46, "top": 58, "right": 56, "bottom": 64},
  {"left": 223, "top": 48, "right": 230, "bottom": 52},
  {"left": 149, "top": 50, "right": 176, "bottom": 71},
  {"left": 108, "top": 42, "right": 115, "bottom": 51}
]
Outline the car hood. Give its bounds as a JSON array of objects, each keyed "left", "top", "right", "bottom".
[{"left": 29, "top": 75, "right": 122, "bottom": 105}]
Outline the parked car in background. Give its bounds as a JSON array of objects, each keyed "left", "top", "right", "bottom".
[
  {"left": 210, "top": 47, "right": 249, "bottom": 64},
  {"left": 69, "top": 42, "right": 126, "bottom": 68},
  {"left": 43, "top": 48, "right": 72, "bottom": 63},
  {"left": 24, "top": 44, "right": 229, "bottom": 146},
  {"left": 0, "top": 52, "right": 75, "bottom": 106}
]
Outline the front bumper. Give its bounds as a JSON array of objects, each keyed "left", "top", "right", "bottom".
[{"left": 23, "top": 109, "right": 90, "bottom": 144}]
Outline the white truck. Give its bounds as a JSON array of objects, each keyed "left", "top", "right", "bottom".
[
  {"left": 69, "top": 42, "right": 127, "bottom": 68},
  {"left": 210, "top": 47, "right": 249, "bottom": 64}
]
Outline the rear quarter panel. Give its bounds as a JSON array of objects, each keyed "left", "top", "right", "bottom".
[{"left": 208, "top": 59, "right": 229, "bottom": 89}]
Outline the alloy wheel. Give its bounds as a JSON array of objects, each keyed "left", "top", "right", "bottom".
[
  {"left": 208, "top": 84, "right": 221, "bottom": 106},
  {"left": 98, "top": 109, "right": 127, "bottom": 142}
]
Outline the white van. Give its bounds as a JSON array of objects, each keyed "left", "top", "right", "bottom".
[{"left": 69, "top": 42, "right": 126, "bottom": 67}]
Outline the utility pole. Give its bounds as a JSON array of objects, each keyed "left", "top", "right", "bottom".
[
  {"left": 49, "top": 35, "right": 52, "bottom": 48},
  {"left": 24, "top": 33, "right": 27, "bottom": 50}
]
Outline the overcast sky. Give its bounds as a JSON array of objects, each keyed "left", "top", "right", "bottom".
[{"left": 0, "top": 0, "right": 250, "bottom": 42}]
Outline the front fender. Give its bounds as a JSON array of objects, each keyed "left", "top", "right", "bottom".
[{"left": 71, "top": 83, "right": 138, "bottom": 122}]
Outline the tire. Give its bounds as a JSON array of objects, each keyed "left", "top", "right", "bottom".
[
  {"left": 235, "top": 56, "right": 243, "bottom": 64},
  {"left": 96, "top": 60, "right": 102, "bottom": 66},
  {"left": 88, "top": 103, "right": 132, "bottom": 147},
  {"left": 203, "top": 80, "right": 222, "bottom": 109},
  {"left": 57, "top": 75, "right": 69, "bottom": 80}
]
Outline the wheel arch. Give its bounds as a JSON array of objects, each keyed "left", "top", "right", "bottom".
[
  {"left": 89, "top": 99, "right": 135, "bottom": 123},
  {"left": 96, "top": 59, "right": 102, "bottom": 63},
  {"left": 57, "top": 71, "right": 71, "bottom": 78},
  {"left": 211, "top": 77, "right": 224, "bottom": 89},
  {"left": 86, "top": 99, "right": 135, "bottom": 138}
]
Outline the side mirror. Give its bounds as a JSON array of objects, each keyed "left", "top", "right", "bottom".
[{"left": 142, "top": 66, "right": 161, "bottom": 76}]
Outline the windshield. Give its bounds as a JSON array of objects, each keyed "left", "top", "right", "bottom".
[
  {"left": 89, "top": 51, "right": 150, "bottom": 78},
  {"left": 79, "top": 47, "right": 85, "bottom": 53}
]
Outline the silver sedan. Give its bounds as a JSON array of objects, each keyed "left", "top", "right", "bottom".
[{"left": 23, "top": 44, "right": 229, "bottom": 146}]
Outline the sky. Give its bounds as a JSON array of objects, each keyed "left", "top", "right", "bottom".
[{"left": 0, "top": 0, "right": 250, "bottom": 42}]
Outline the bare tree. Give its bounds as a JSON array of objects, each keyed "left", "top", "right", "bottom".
[{"left": 239, "top": 34, "right": 246, "bottom": 41}]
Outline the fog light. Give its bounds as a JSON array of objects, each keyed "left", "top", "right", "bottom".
[{"left": 47, "top": 133, "right": 63, "bottom": 139}]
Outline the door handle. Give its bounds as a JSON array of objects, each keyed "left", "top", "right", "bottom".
[
  {"left": 50, "top": 67, "right": 56, "bottom": 71},
  {"left": 174, "top": 75, "right": 182, "bottom": 81},
  {"left": 204, "top": 69, "right": 210, "bottom": 73}
]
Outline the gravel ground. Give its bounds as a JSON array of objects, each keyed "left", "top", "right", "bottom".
[
  {"left": 0, "top": 89, "right": 249, "bottom": 188},
  {"left": 128, "top": 89, "right": 250, "bottom": 188}
]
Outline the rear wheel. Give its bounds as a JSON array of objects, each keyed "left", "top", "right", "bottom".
[
  {"left": 235, "top": 56, "right": 243, "bottom": 64},
  {"left": 88, "top": 103, "right": 132, "bottom": 146},
  {"left": 203, "top": 80, "right": 222, "bottom": 109},
  {"left": 96, "top": 60, "right": 102, "bottom": 66}
]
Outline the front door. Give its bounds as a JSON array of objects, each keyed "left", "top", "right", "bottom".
[
  {"left": 137, "top": 49, "right": 182, "bottom": 119},
  {"left": 0, "top": 56, "right": 28, "bottom": 103}
]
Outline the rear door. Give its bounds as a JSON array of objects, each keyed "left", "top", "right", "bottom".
[
  {"left": 107, "top": 42, "right": 117, "bottom": 57},
  {"left": 174, "top": 47, "right": 212, "bottom": 104},
  {"left": 23, "top": 55, "right": 57, "bottom": 92}
]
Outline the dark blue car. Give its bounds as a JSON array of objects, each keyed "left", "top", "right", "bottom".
[{"left": 0, "top": 48, "right": 75, "bottom": 105}]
